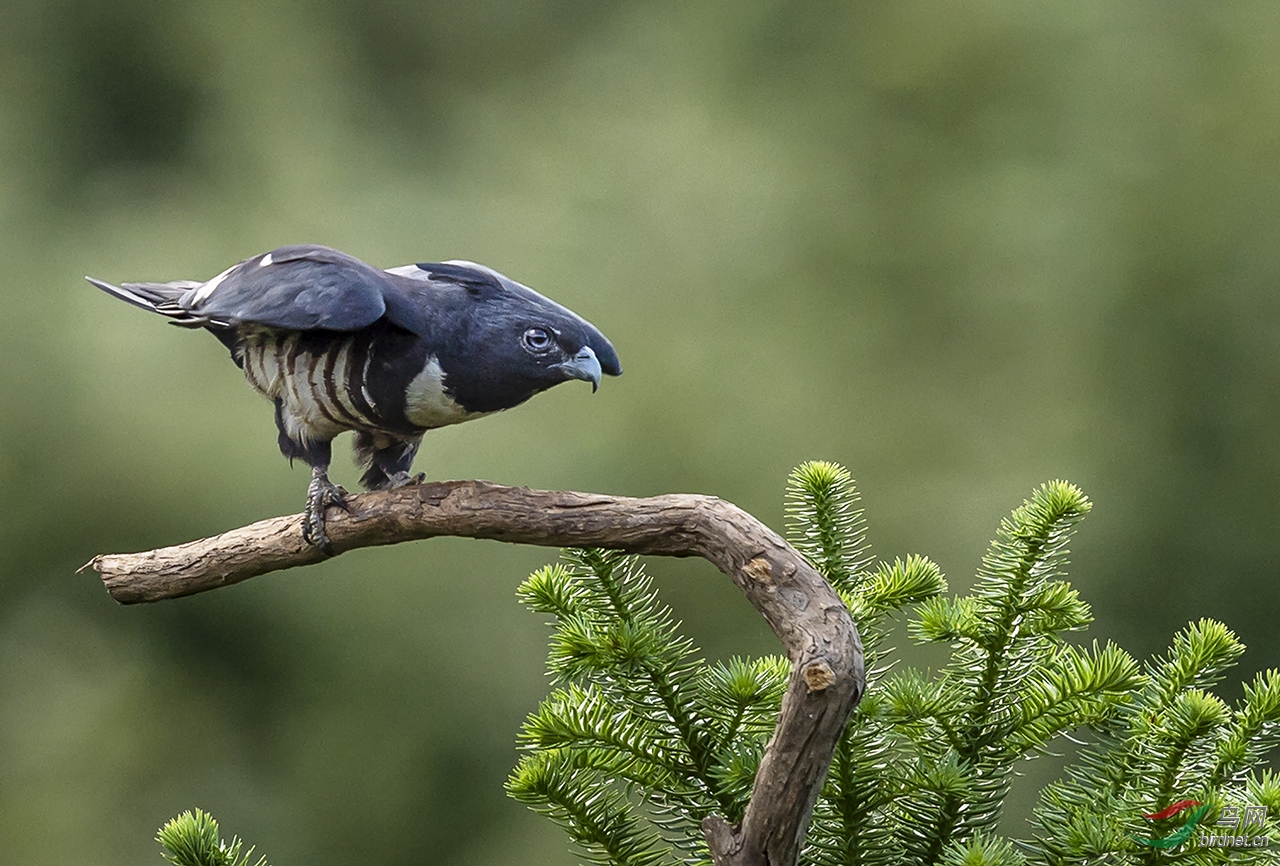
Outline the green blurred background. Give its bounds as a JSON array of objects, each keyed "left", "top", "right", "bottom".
[{"left": 3, "top": 1, "right": 1279, "bottom": 863}]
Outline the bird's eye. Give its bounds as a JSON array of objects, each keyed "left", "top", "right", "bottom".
[{"left": 522, "top": 327, "right": 553, "bottom": 352}]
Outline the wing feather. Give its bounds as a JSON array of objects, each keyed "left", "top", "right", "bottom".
[{"left": 184, "top": 245, "right": 389, "bottom": 331}]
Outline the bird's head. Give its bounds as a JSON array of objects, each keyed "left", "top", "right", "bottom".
[{"left": 387, "top": 261, "right": 621, "bottom": 413}]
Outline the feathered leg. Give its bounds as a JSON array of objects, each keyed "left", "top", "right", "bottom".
[
  {"left": 275, "top": 399, "right": 348, "bottom": 554},
  {"left": 354, "top": 432, "right": 425, "bottom": 490}
]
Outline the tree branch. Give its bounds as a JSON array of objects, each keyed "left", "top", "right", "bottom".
[{"left": 88, "top": 480, "right": 864, "bottom": 866}]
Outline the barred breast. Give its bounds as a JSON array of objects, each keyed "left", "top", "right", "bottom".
[
  {"left": 234, "top": 324, "right": 483, "bottom": 446},
  {"left": 239, "top": 330, "right": 388, "bottom": 443}
]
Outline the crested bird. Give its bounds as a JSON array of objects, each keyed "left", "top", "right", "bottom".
[{"left": 88, "top": 244, "right": 621, "bottom": 553}]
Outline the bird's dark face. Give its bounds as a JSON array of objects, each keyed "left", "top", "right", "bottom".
[
  {"left": 414, "top": 262, "right": 622, "bottom": 414},
  {"left": 511, "top": 320, "right": 609, "bottom": 391}
]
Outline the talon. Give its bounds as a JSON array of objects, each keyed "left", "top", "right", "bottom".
[
  {"left": 303, "top": 467, "right": 346, "bottom": 555},
  {"left": 303, "top": 519, "right": 335, "bottom": 556},
  {"left": 383, "top": 470, "right": 424, "bottom": 489}
]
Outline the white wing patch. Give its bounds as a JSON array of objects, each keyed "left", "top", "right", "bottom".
[
  {"left": 192, "top": 264, "right": 237, "bottom": 305},
  {"left": 384, "top": 264, "right": 425, "bottom": 278},
  {"left": 404, "top": 357, "right": 490, "bottom": 428},
  {"left": 259, "top": 253, "right": 274, "bottom": 267}
]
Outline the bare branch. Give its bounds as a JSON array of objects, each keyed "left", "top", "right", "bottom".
[{"left": 88, "top": 480, "right": 864, "bottom": 866}]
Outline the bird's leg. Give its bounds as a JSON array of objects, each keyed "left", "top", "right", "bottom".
[
  {"left": 355, "top": 433, "right": 424, "bottom": 490},
  {"left": 275, "top": 404, "right": 349, "bottom": 554},
  {"left": 303, "top": 465, "right": 350, "bottom": 555}
]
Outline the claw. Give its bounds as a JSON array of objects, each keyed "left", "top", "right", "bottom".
[{"left": 303, "top": 467, "right": 349, "bottom": 555}]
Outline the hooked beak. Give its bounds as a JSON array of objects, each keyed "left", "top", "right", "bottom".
[{"left": 557, "top": 346, "right": 603, "bottom": 392}]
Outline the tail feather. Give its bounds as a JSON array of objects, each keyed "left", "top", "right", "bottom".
[
  {"left": 123, "top": 280, "right": 202, "bottom": 299},
  {"left": 86, "top": 276, "right": 164, "bottom": 313},
  {"left": 86, "top": 277, "right": 218, "bottom": 325}
]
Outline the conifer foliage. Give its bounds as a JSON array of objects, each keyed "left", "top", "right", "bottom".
[
  {"left": 505, "top": 547, "right": 787, "bottom": 864},
  {"left": 156, "top": 810, "right": 269, "bottom": 866}
]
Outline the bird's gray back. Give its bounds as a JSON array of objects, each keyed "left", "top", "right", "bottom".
[{"left": 182, "top": 245, "right": 391, "bottom": 331}]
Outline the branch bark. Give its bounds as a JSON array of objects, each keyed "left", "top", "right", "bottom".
[{"left": 88, "top": 480, "right": 864, "bottom": 866}]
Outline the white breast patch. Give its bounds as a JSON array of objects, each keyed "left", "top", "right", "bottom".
[{"left": 404, "top": 357, "right": 489, "bottom": 429}]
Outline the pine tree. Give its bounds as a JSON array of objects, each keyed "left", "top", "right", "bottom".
[{"left": 507, "top": 463, "right": 1280, "bottom": 865}]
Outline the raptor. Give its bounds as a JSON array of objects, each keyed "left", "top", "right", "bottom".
[{"left": 88, "top": 244, "right": 621, "bottom": 553}]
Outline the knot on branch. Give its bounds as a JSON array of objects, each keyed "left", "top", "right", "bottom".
[
  {"left": 744, "top": 556, "right": 774, "bottom": 583},
  {"left": 804, "top": 661, "right": 836, "bottom": 692}
]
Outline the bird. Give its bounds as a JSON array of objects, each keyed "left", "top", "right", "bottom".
[{"left": 87, "top": 244, "right": 621, "bottom": 553}]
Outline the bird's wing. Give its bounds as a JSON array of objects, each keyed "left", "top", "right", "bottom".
[
  {"left": 183, "top": 245, "right": 389, "bottom": 331},
  {"left": 385, "top": 261, "right": 500, "bottom": 288}
]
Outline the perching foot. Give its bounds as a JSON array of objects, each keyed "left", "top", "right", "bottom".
[
  {"left": 302, "top": 467, "right": 350, "bottom": 555},
  {"left": 384, "top": 471, "right": 426, "bottom": 489}
]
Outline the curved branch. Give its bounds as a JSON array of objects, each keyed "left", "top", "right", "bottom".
[{"left": 88, "top": 480, "right": 864, "bottom": 866}]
